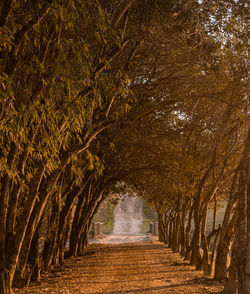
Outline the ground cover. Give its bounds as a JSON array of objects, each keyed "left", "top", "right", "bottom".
[{"left": 14, "top": 239, "right": 223, "bottom": 294}]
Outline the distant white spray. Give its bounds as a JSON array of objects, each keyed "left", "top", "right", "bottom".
[{"left": 112, "top": 195, "right": 144, "bottom": 235}]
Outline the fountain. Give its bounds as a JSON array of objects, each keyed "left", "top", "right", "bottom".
[{"left": 112, "top": 195, "right": 144, "bottom": 235}]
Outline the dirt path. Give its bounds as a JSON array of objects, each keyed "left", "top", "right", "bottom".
[{"left": 14, "top": 240, "right": 223, "bottom": 294}]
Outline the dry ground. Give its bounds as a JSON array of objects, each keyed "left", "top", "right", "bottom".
[{"left": 14, "top": 239, "right": 223, "bottom": 294}]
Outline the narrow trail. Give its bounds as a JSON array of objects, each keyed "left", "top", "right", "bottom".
[{"left": 14, "top": 240, "right": 223, "bottom": 294}]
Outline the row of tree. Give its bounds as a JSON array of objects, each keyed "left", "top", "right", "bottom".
[
  {"left": 124, "top": 88, "right": 248, "bottom": 293},
  {"left": 0, "top": 0, "right": 248, "bottom": 293}
]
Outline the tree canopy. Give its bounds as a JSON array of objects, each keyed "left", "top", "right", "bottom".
[{"left": 0, "top": 1, "right": 249, "bottom": 293}]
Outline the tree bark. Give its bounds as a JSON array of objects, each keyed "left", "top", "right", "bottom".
[
  {"left": 224, "top": 234, "right": 238, "bottom": 294},
  {"left": 215, "top": 171, "right": 238, "bottom": 280},
  {"left": 237, "top": 126, "right": 250, "bottom": 294}
]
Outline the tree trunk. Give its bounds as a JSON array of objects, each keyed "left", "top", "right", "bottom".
[
  {"left": 184, "top": 204, "right": 193, "bottom": 260},
  {"left": 180, "top": 199, "right": 189, "bottom": 257},
  {"left": 1, "top": 164, "right": 45, "bottom": 294},
  {"left": 224, "top": 234, "right": 238, "bottom": 294},
  {"left": 69, "top": 188, "right": 88, "bottom": 256},
  {"left": 246, "top": 130, "right": 250, "bottom": 294},
  {"left": 168, "top": 218, "right": 173, "bottom": 249},
  {"left": 53, "top": 176, "right": 91, "bottom": 265},
  {"left": 215, "top": 171, "right": 238, "bottom": 280},
  {"left": 237, "top": 126, "right": 250, "bottom": 294},
  {"left": 72, "top": 190, "right": 103, "bottom": 256},
  {"left": 215, "top": 208, "right": 237, "bottom": 280},
  {"left": 0, "top": 269, "right": 13, "bottom": 294},
  {"left": 190, "top": 223, "right": 202, "bottom": 269},
  {"left": 28, "top": 220, "right": 42, "bottom": 283},
  {"left": 158, "top": 213, "right": 164, "bottom": 242},
  {"left": 0, "top": 144, "right": 18, "bottom": 294},
  {"left": 200, "top": 204, "right": 209, "bottom": 275},
  {"left": 43, "top": 195, "right": 60, "bottom": 270}
]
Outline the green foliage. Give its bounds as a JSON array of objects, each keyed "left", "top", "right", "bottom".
[
  {"left": 92, "top": 197, "right": 116, "bottom": 234},
  {"left": 0, "top": 1, "right": 247, "bottom": 293}
]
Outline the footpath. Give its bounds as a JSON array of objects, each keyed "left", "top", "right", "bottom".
[{"left": 14, "top": 239, "right": 223, "bottom": 294}]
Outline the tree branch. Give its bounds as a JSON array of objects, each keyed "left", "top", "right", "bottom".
[{"left": 112, "top": 0, "right": 134, "bottom": 28}]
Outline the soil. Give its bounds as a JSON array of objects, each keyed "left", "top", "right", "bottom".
[{"left": 14, "top": 238, "right": 223, "bottom": 294}]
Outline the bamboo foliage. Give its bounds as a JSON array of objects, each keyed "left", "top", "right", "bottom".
[{"left": 0, "top": 1, "right": 248, "bottom": 294}]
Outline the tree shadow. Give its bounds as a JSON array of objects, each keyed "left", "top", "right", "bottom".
[{"left": 87, "top": 283, "right": 223, "bottom": 294}]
